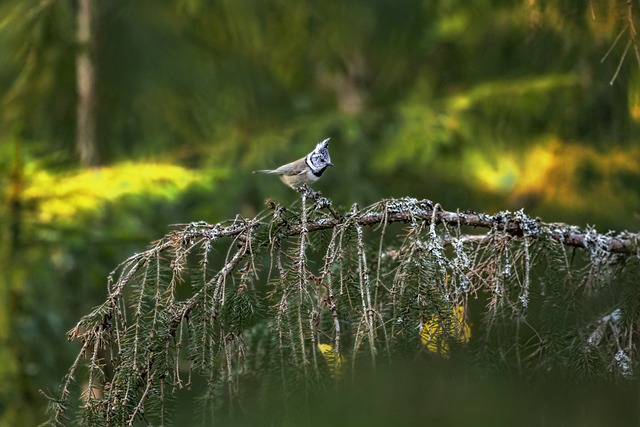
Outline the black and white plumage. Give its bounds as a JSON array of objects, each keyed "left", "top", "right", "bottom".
[{"left": 253, "top": 138, "right": 333, "bottom": 189}]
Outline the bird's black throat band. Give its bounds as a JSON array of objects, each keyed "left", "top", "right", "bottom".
[{"left": 311, "top": 165, "right": 328, "bottom": 177}]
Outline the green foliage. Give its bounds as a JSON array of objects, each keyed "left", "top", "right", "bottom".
[
  {"left": 0, "top": 143, "right": 229, "bottom": 426},
  {"left": 2, "top": 1, "right": 639, "bottom": 227}
]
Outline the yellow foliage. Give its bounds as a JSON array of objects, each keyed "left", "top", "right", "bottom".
[
  {"left": 420, "top": 305, "right": 471, "bottom": 356},
  {"left": 317, "top": 343, "right": 345, "bottom": 379},
  {"left": 513, "top": 140, "right": 640, "bottom": 210},
  {"left": 629, "top": 70, "right": 640, "bottom": 122},
  {"left": 469, "top": 152, "right": 519, "bottom": 193},
  {"left": 22, "top": 163, "right": 213, "bottom": 224},
  {"left": 468, "top": 137, "right": 640, "bottom": 218}
]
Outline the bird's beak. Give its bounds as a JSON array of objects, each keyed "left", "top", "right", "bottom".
[{"left": 328, "top": 162, "right": 334, "bottom": 167}]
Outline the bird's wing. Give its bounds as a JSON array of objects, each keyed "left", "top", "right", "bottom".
[
  {"left": 260, "top": 158, "right": 307, "bottom": 176},
  {"left": 278, "top": 159, "right": 307, "bottom": 175}
]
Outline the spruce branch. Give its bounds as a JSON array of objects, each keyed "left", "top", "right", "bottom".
[
  {"left": 277, "top": 198, "right": 638, "bottom": 256},
  {"left": 47, "top": 196, "right": 640, "bottom": 426}
]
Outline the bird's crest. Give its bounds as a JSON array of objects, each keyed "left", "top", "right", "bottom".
[{"left": 307, "top": 138, "right": 333, "bottom": 173}]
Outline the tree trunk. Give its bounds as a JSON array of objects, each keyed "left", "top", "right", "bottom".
[{"left": 76, "top": 0, "right": 98, "bottom": 166}]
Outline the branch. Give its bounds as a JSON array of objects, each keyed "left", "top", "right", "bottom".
[
  {"left": 48, "top": 196, "right": 640, "bottom": 425},
  {"left": 272, "top": 198, "right": 638, "bottom": 256}
]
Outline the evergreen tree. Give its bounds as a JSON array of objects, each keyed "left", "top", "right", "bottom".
[{"left": 46, "top": 191, "right": 640, "bottom": 425}]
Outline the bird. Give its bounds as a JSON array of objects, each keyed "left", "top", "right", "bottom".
[{"left": 253, "top": 138, "right": 333, "bottom": 189}]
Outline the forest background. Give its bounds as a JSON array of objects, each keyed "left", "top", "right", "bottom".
[{"left": 1, "top": 1, "right": 640, "bottom": 425}]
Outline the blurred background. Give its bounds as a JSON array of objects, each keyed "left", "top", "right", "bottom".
[{"left": 1, "top": 0, "right": 640, "bottom": 424}]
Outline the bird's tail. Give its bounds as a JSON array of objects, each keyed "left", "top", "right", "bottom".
[{"left": 252, "top": 169, "right": 275, "bottom": 174}]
